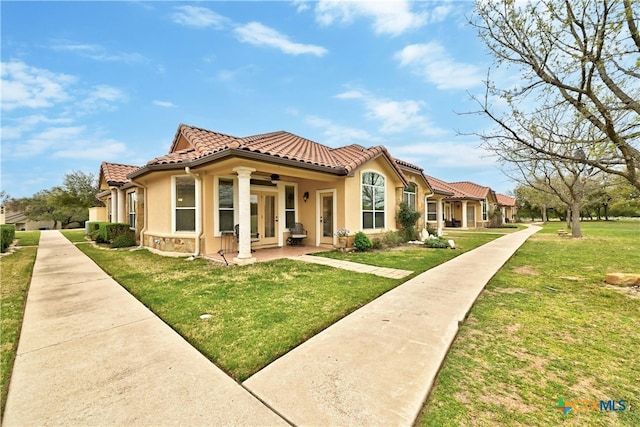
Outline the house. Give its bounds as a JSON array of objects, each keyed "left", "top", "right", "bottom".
[
  {"left": 96, "top": 123, "right": 513, "bottom": 264},
  {"left": 1, "top": 210, "right": 60, "bottom": 231},
  {"left": 496, "top": 193, "right": 518, "bottom": 223},
  {"left": 424, "top": 176, "right": 504, "bottom": 229}
]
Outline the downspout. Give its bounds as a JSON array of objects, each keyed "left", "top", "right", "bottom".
[
  {"left": 129, "top": 177, "right": 147, "bottom": 250},
  {"left": 185, "top": 167, "right": 203, "bottom": 257}
]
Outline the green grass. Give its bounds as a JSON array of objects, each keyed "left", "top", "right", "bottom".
[
  {"left": 61, "top": 229, "right": 87, "bottom": 243},
  {"left": 0, "top": 245, "right": 37, "bottom": 415},
  {"left": 70, "top": 244, "right": 401, "bottom": 381},
  {"left": 316, "top": 231, "right": 502, "bottom": 275},
  {"left": 15, "top": 231, "right": 40, "bottom": 247},
  {"left": 418, "top": 221, "right": 640, "bottom": 426}
]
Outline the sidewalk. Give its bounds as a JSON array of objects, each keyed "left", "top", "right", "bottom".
[
  {"left": 288, "top": 254, "right": 412, "bottom": 279},
  {"left": 244, "top": 225, "right": 541, "bottom": 426},
  {"left": 2, "top": 231, "right": 287, "bottom": 426}
]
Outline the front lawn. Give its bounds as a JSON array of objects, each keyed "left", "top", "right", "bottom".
[
  {"left": 418, "top": 221, "right": 640, "bottom": 426},
  {"left": 0, "top": 232, "right": 39, "bottom": 415},
  {"left": 66, "top": 241, "right": 400, "bottom": 381},
  {"left": 316, "top": 231, "right": 502, "bottom": 274}
]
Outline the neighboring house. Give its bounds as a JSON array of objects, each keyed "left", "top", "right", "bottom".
[
  {"left": 96, "top": 162, "right": 143, "bottom": 235},
  {"left": 496, "top": 193, "right": 518, "bottom": 223},
  {"left": 425, "top": 176, "right": 503, "bottom": 229},
  {"left": 1, "top": 210, "right": 60, "bottom": 231}
]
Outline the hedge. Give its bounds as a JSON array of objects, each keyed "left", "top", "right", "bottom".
[{"left": 1, "top": 224, "right": 16, "bottom": 253}]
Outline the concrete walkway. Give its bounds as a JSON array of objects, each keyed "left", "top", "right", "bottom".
[
  {"left": 4, "top": 226, "right": 540, "bottom": 426},
  {"left": 244, "top": 225, "right": 541, "bottom": 426},
  {"left": 2, "top": 231, "right": 287, "bottom": 426},
  {"left": 288, "top": 254, "right": 412, "bottom": 279}
]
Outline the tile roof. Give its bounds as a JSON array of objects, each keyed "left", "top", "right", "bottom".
[
  {"left": 448, "top": 181, "right": 493, "bottom": 200},
  {"left": 99, "top": 162, "right": 140, "bottom": 186},
  {"left": 141, "top": 124, "right": 408, "bottom": 183},
  {"left": 424, "top": 175, "right": 463, "bottom": 197},
  {"left": 496, "top": 193, "right": 517, "bottom": 207}
]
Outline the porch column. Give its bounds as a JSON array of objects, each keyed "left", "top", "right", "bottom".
[
  {"left": 110, "top": 188, "right": 118, "bottom": 223},
  {"left": 233, "top": 166, "right": 256, "bottom": 265},
  {"left": 117, "top": 189, "right": 126, "bottom": 223},
  {"left": 461, "top": 200, "right": 468, "bottom": 228},
  {"left": 436, "top": 197, "right": 443, "bottom": 236}
]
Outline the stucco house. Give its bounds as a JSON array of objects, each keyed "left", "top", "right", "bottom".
[
  {"left": 496, "top": 193, "right": 518, "bottom": 223},
  {"left": 425, "top": 176, "right": 501, "bottom": 228},
  {"left": 96, "top": 124, "right": 514, "bottom": 263}
]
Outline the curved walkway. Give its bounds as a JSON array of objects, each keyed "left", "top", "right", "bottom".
[
  {"left": 3, "top": 226, "right": 540, "bottom": 426},
  {"left": 244, "top": 225, "right": 541, "bottom": 426}
]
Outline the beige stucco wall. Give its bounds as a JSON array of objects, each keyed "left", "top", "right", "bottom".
[{"left": 89, "top": 207, "right": 107, "bottom": 222}]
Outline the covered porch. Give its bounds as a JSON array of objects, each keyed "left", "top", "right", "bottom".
[{"left": 205, "top": 244, "right": 328, "bottom": 265}]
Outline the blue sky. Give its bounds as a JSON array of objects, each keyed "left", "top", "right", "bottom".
[{"left": 1, "top": 0, "right": 515, "bottom": 199}]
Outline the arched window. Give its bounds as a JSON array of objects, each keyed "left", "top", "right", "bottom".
[
  {"left": 403, "top": 182, "right": 417, "bottom": 210},
  {"left": 362, "top": 172, "right": 385, "bottom": 229}
]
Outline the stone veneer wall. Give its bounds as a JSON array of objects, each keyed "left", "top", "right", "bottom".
[{"left": 145, "top": 234, "right": 196, "bottom": 253}]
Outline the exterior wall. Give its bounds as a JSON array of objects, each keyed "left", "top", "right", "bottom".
[{"left": 89, "top": 207, "right": 107, "bottom": 222}]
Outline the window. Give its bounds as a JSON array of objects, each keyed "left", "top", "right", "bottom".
[
  {"left": 107, "top": 198, "right": 112, "bottom": 222},
  {"left": 128, "top": 192, "right": 137, "bottom": 228},
  {"left": 403, "top": 183, "right": 417, "bottom": 211},
  {"left": 285, "top": 185, "right": 296, "bottom": 228},
  {"left": 482, "top": 200, "right": 488, "bottom": 221},
  {"left": 218, "top": 178, "right": 234, "bottom": 232},
  {"left": 174, "top": 176, "right": 196, "bottom": 232},
  {"left": 427, "top": 201, "right": 437, "bottom": 221},
  {"left": 362, "top": 172, "right": 385, "bottom": 229}
]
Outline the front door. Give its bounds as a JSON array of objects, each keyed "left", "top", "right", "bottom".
[
  {"left": 319, "top": 192, "right": 334, "bottom": 246},
  {"left": 466, "top": 205, "right": 476, "bottom": 228},
  {"left": 251, "top": 191, "right": 278, "bottom": 246}
]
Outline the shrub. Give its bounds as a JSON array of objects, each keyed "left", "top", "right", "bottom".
[
  {"left": 426, "top": 223, "right": 437, "bottom": 236},
  {"left": 382, "top": 230, "right": 404, "bottom": 247},
  {"left": 353, "top": 231, "right": 372, "bottom": 252},
  {"left": 424, "top": 237, "right": 450, "bottom": 249},
  {"left": 88, "top": 222, "right": 108, "bottom": 242},
  {"left": 1, "top": 224, "right": 16, "bottom": 253},
  {"left": 111, "top": 231, "right": 136, "bottom": 248},
  {"left": 95, "top": 222, "right": 132, "bottom": 244},
  {"left": 397, "top": 202, "right": 421, "bottom": 241},
  {"left": 371, "top": 237, "right": 383, "bottom": 250}
]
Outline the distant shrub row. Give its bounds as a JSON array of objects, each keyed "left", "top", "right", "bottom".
[
  {"left": 87, "top": 222, "right": 136, "bottom": 248},
  {"left": 1, "top": 224, "right": 16, "bottom": 253}
]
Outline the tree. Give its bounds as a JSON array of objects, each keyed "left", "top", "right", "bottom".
[
  {"left": 8, "top": 171, "right": 99, "bottom": 228},
  {"left": 470, "top": 0, "right": 640, "bottom": 190}
]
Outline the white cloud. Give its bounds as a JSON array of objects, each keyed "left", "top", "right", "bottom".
[
  {"left": 314, "top": 0, "right": 427, "bottom": 36},
  {"left": 393, "top": 141, "right": 495, "bottom": 168},
  {"left": 306, "top": 115, "right": 377, "bottom": 146},
  {"left": 153, "top": 100, "right": 176, "bottom": 108},
  {"left": 1, "top": 115, "right": 73, "bottom": 140},
  {"left": 394, "top": 42, "right": 483, "bottom": 90},
  {"left": 51, "top": 40, "right": 147, "bottom": 63},
  {"left": 54, "top": 141, "right": 127, "bottom": 160},
  {"left": 234, "top": 22, "right": 328, "bottom": 56},
  {"left": 1, "top": 61, "right": 75, "bottom": 111},
  {"left": 11, "top": 126, "right": 85, "bottom": 158},
  {"left": 172, "top": 6, "right": 230, "bottom": 29},
  {"left": 78, "top": 85, "right": 126, "bottom": 112},
  {"left": 335, "top": 88, "right": 447, "bottom": 136}
]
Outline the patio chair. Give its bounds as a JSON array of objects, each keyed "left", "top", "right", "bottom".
[
  {"left": 287, "top": 222, "right": 307, "bottom": 246},
  {"left": 234, "top": 224, "right": 259, "bottom": 252}
]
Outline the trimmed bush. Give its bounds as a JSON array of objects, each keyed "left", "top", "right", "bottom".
[
  {"left": 424, "top": 237, "right": 450, "bottom": 249},
  {"left": 93, "top": 222, "right": 132, "bottom": 244},
  {"left": 111, "top": 231, "right": 136, "bottom": 248},
  {"left": 397, "top": 202, "right": 421, "bottom": 241},
  {"left": 1, "top": 224, "right": 16, "bottom": 253},
  {"left": 354, "top": 231, "right": 372, "bottom": 252}
]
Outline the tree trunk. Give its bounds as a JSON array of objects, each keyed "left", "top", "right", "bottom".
[
  {"left": 542, "top": 204, "right": 548, "bottom": 222},
  {"left": 566, "top": 206, "right": 571, "bottom": 230},
  {"left": 571, "top": 202, "right": 582, "bottom": 238},
  {"left": 604, "top": 204, "right": 609, "bottom": 221}
]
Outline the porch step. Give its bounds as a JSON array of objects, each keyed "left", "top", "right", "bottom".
[{"left": 288, "top": 255, "right": 412, "bottom": 279}]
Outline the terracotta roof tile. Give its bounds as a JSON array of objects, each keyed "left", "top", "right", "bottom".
[
  {"left": 424, "top": 175, "right": 466, "bottom": 197},
  {"left": 496, "top": 193, "right": 517, "bottom": 207},
  {"left": 100, "top": 162, "right": 140, "bottom": 186},
  {"left": 448, "top": 181, "right": 492, "bottom": 199},
  {"left": 144, "top": 125, "right": 408, "bottom": 185}
]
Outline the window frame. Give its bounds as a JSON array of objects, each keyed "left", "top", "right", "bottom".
[
  {"left": 284, "top": 184, "right": 297, "bottom": 229},
  {"left": 127, "top": 191, "right": 137, "bottom": 229},
  {"left": 361, "top": 171, "right": 386, "bottom": 230},
  {"left": 172, "top": 175, "right": 197, "bottom": 233},
  {"left": 482, "top": 200, "right": 488, "bottom": 221},
  {"left": 426, "top": 201, "right": 437, "bottom": 222},
  {"left": 403, "top": 182, "right": 417, "bottom": 211},
  {"left": 216, "top": 177, "right": 236, "bottom": 234}
]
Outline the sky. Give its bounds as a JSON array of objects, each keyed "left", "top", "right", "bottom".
[{"left": 1, "top": 0, "right": 516, "bottom": 199}]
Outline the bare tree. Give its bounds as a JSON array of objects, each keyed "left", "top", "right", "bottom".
[{"left": 470, "top": 0, "right": 640, "bottom": 189}]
